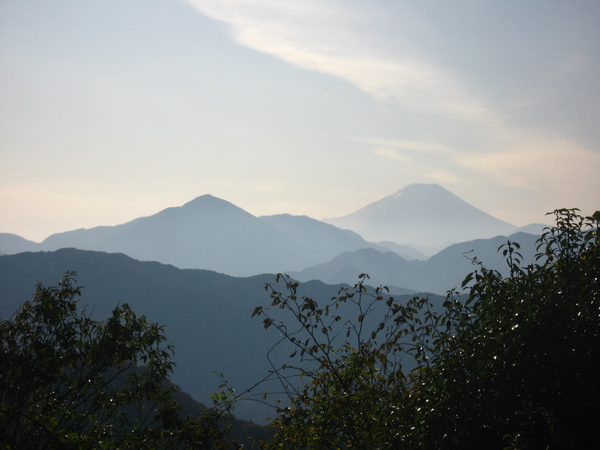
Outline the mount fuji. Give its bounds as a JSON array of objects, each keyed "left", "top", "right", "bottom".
[{"left": 324, "top": 184, "right": 517, "bottom": 250}]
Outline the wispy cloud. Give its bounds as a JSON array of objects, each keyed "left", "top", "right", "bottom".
[
  {"left": 420, "top": 168, "right": 470, "bottom": 186},
  {"left": 185, "top": 0, "right": 487, "bottom": 119},
  {"left": 185, "top": 0, "right": 600, "bottom": 217},
  {"left": 363, "top": 138, "right": 449, "bottom": 154},
  {"left": 371, "top": 147, "right": 412, "bottom": 162},
  {"left": 364, "top": 138, "right": 473, "bottom": 188},
  {"left": 457, "top": 135, "right": 600, "bottom": 207}
]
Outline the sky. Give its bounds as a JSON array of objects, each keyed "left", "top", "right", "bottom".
[{"left": 1, "top": 0, "right": 599, "bottom": 242}]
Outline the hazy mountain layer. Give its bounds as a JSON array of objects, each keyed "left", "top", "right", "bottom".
[
  {"left": 324, "top": 184, "right": 517, "bottom": 249},
  {"left": 258, "top": 214, "right": 418, "bottom": 261},
  {"left": 18, "top": 195, "right": 399, "bottom": 276},
  {"left": 0, "top": 233, "right": 40, "bottom": 255},
  {"left": 0, "top": 249, "right": 340, "bottom": 421},
  {"left": 291, "top": 232, "right": 540, "bottom": 295},
  {"left": 1, "top": 186, "right": 541, "bottom": 279},
  {"left": 2, "top": 249, "right": 437, "bottom": 420}
]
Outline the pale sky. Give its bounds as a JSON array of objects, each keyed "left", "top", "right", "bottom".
[{"left": 1, "top": 0, "right": 599, "bottom": 242}]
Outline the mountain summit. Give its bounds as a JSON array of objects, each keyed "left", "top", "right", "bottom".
[
  {"left": 324, "top": 184, "right": 516, "bottom": 249},
  {"left": 31, "top": 194, "right": 389, "bottom": 276},
  {"left": 38, "top": 195, "right": 298, "bottom": 276}
]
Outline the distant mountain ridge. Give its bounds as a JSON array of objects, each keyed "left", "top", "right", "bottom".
[
  {"left": 0, "top": 233, "right": 40, "bottom": 255},
  {"left": 291, "top": 231, "right": 540, "bottom": 295},
  {"left": 258, "top": 214, "right": 418, "bottom": 261},
  {"left": 324, "top": 184, "right": 517, "bottom": 249},
  {"left": 1, "top": 185, "right": 544, "bottom": 277},
  {"left": 2, "top": 195, "right": 399, "bottom": 276},
  {"left": 39, "top": 194, "right": 299, "bottom": 276},
  {"left": 0, "top": 248, "right": 435, "bottom": 422}
]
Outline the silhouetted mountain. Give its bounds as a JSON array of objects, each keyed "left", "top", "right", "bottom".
[
  {"left": 415, "top": 231, "right": 539, "bottom": 293},
  {"left": 0, "top": 233, "right": 40, "bottom": 254},
  {"left": 290, "top": 248, "right": 418, "bottom": 294},
  {"left": 17, "top": 196, "right": 420, "bottom": 277},
  {"left": 260, "top": 214, "right": 369, "bottom": 250},
  {"left": 292, "top": 232, "right": 540, "bottom": 295},
  {"left": 1, "top": 189, "right": 534, "bottom": 277},
  {"left": 324, "top": 184, "right": 517, "bottom": 249},
  {"left": 1, "top": 249, "right": 276, "bottom": 419},
  {"left": 514, "top": 223, "right": 549, "bottom": 235},
  {"left": 258, "top": 213, "right": 416, "bottom": 261},
  {"left": 38, "top": 195, "right": 300, "bottom": 276},
  {"left": 2, "top": 248, "right": 415, "bottom": 422},
  {"left": 372, "top": 241, "right": 428, "bottom": 261}
]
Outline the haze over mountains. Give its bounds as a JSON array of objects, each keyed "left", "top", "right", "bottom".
[
  {"left": 290, "top": 232, "right": 540, "bottom": 294},
  {"left": 1, "top": 184, "right": 543, "bottom": 279},
  {"left": 0, "top": 184, "right": 551, "bottom": 421},
  {"left": 324, "top": 184, "right": 517, "bottom": 249},
  {"left": 2, "top": 195, "right": 391, "bottom": 276},
  {"left": 0, "top": 248, "right": 344, "bottom": 422}
]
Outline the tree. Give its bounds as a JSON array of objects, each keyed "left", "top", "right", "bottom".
[
  {"left": 0, "top": 272, "right": 227, "bottom": 449},
  {"left": 415, "top": 208, "right": 600, "bottom": 448},
  {"left": 245, "top": 208, "right": 600, "bottom": 449}
]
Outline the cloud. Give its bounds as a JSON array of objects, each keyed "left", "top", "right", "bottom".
[
  {"left": 363, "top": 138, "right": 449, "bottom": 154},
  {"left": 367, "top": 139, "right": 474, "bottom": 187},
  {"left": 371, "top": 147, "right": 412, "bottom": 162},
  {"left": 457, "top": 136, "right": 600, "bottom": 202},
  {"left": 419, "top": 168, "right": 470, "bottom": 186},
  {"left": 185, "top": 0, "right": 487, "bottom": 119},
  {"left": 185, "top": 0, "right": 600, "bottom": 219}
]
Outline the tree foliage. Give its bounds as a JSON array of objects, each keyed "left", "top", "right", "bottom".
[
  {"left": 246, "top": 208, "right": 600, "bottom": 449},
  {"left": 0, "top": 272, "right": 227, "bottom": 449}
]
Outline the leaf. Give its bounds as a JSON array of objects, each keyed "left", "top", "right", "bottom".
[{"left": 461, "top": 273, "right": 474, "bottom": 288}]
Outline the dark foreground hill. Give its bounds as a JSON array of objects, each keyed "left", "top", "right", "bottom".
[
  {"left": 0, "top": 249, "right": 289, "bottom": 422},
  {"left": 0, "top": 249, "right": 436, "bottom": 422}
]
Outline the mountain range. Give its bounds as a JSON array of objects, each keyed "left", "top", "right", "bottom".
[
  {"left": 2, "top": 195, "right": 413, "bottom": 276},
  {"left": 1, "top": 184, "right": 544, "bottom": 280},
  {"left": 0, "top": 185, "right": 552, "bottom": 422},
  {"left": 0, "top": 231, "right": 544, "bottom": 422},
  {"left": 0, "top": 248, "right": 431, "bottom": 422},
  {"left": 290, "top": 231, "right": 540, "bottom": 294}
]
